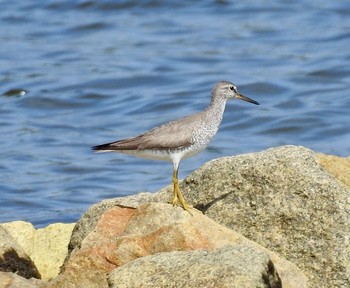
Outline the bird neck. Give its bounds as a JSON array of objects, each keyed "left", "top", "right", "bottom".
[{"left": 205, "top": 97, "right": 227, "bottom": 124}]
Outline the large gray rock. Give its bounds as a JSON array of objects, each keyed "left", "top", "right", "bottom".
[
  {"left": 155, "top": 145, "right": 350, "bottom": 287},
  {"left": 108, "top": 244, "right": 282, "bottom": 288}
]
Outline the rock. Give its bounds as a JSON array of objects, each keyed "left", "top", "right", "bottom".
[
  {"left": 155, "top": 145, "right": 350, "bottom": 288},
  {"left": 33, "top": 223, "right": 75, "bottom": 280},
  {"left": 50, "top": 202, "right": 306, "bottom": 288},
  {"left": 0, "top": 226, "right": 41, "bottom": 279},
  {"left": 1, "top": 222, "right": 36, "bottom": 256},
  {"left": 0, "top": 271, "right": 42, "bottom": 288},
  {"left": 2, "top": 221, "right": 75, "bottom": 280},
  {"left": 108, "top": 244, "right": 282, "bottom": 288},
  {"left": 317, "top": 153, "right": 350, "bottom": 189},
  {"left": 48, "top": 205, "right": 137, "bottom": 288},
  {"left": 68, "top": 192, "right": 155, "bottom": 253}
]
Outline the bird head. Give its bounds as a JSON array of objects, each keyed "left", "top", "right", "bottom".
[{"left": 212, "top": 81, "right": 259, "bottom": 105}]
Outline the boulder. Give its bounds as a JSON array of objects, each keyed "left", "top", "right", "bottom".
[
  {"left": 155, "top": 145, "right": 350, "bottom": 287},
  {"left": 50, "top": 202, "right": 306, "bottom": 288},
  {"left": 108, "top": 244, "right": 282, "bottom": 288},
  {"left": 2, "top": 221, "right": 75, "bottom": 280},
  {"left": 0, "top": 225, "right": 40, "bottom": 280}
]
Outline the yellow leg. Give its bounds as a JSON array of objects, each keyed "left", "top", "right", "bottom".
[
  {"left": 171, "top": 169, "right": 192, "bottom": 214},
  {"left": 171, "top": 173, "right": 178, "bottom": 206}
]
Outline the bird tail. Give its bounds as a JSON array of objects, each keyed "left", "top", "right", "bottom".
[{"left": 92, "top": 143, "right": 116, "bottom": 152}]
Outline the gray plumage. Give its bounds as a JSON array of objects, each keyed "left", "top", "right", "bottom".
[{"left": 92, "top": 80, "right": 259, "bottom": 161}]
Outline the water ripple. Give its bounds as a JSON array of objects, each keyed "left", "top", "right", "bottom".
[{"left": 0, "top": 0, "right": 349, "bottom": 227}]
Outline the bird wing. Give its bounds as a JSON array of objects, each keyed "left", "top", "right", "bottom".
[
  {"left": 138, "top": 119, "right": 194, "bottom": 150},
  {"left": 93, "top": 116, "right": 196, "bottom": 151}
]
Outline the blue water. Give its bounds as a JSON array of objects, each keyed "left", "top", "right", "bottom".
[{"left": 1, "top": 1, "right": 349, "bottom": 227}]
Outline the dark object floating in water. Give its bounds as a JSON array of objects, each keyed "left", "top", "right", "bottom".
[{"left": 3, "top": 88, "right": 28, "bottom": 97}]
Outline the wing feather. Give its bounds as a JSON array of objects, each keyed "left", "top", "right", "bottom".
[{"left": 92, "top": 115, "right": 199, "bottom": 152}]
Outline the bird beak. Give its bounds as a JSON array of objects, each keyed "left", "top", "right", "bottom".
[{"left": 235, "top": 93, "right": 260, "bottom": 105}]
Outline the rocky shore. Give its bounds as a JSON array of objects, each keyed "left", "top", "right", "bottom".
[{"left": 1, "top": 145, "right": 349, "bottom": 287}]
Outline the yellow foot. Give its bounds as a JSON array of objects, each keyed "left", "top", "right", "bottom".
[
  {"left": 171, "top": 196, "right": 178, "bottom": 206},
  {"left": 172, "top": 169, "right": 193, "bottom": 215},
  {"left": 179, "top": 200, "right": 193, "bottom": 216},
  {"left": 170, "top": 197, "right": 192, "bottom": 215},
  {"left": 172, "top": 187, "right": 193, "bottom": 215}
]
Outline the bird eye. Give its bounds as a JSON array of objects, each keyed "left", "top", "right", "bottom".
[{"left": 230, "top": 85, "right": 237, "bottom": 92}]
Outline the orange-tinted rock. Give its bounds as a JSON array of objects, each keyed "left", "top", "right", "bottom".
[{"left": 48, "top": 203, "right": 307, "bottom": 288}]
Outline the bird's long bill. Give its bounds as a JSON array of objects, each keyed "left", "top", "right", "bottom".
[{"left": 235, "top": 93, "right": 260, "bottom": 105}]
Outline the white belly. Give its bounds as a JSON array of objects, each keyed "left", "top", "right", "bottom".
[{"left": 110, "top": 144, "right": 206, "bottom": 163}]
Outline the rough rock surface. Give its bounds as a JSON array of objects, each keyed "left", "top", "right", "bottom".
[
  {"left": 2, "top": 221, "right": 75, "bottom": 280},
  {"left": 51, "top": 203, "right": 306, "bottom": 288},
  {"left": 68, "top": 192, "right": 155, "bottom": 253},
  {"left": 108, "top": 244, "right": 282, "bottom": 288},
  {"left": 0, "top": 225, "right": 41, "bottom": 280},
  {"left": 155, "top": 145, "right": 350, "bottom": 287},
  {"left": 317, "top": 153, "right": 350, "bottom": 189},
  {"left": 0, "top": 271, "right": 42, "bottom": 287}
]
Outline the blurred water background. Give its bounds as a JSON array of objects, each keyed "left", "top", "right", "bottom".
[{"left": 1, "top": 1, "right": 349, "bottom": 227}]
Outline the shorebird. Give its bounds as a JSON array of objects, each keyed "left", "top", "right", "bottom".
[{"left": 93, "top": 81, "right": 259, "bottom": 213}]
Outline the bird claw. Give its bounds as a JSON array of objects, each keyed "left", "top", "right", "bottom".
[{"left": 171, "top": 191, "right": 193, "bottom": 215}]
